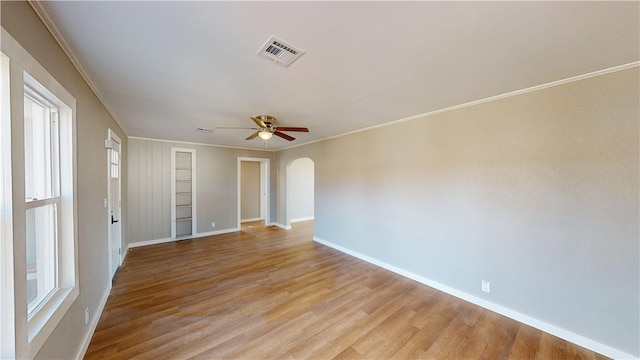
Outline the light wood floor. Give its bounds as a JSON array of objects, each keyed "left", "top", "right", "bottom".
[{"left": 85, "top": 221, "right": 608, "bottom": 359}]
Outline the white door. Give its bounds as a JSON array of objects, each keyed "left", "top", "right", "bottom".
[{"left": 106, "top": 130, "right": 122, "bottom": 279}]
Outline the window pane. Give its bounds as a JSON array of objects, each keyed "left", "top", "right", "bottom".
[
  {"left": 26, "top": 204, "right": 57, "bottom": 315},
  {"left": 24, "top": 95, "right": 53, "bottom": 202},
  {"left": 110, "top": 150, "right": 119, "bottom": 179}
]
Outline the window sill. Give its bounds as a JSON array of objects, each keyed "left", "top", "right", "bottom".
[{"left": 24, "top": 285, "right": 78, "bottom": 358}]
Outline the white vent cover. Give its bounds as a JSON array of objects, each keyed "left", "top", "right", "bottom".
[{"left": 257, "top": 36, "right": 305, "bottom": 67}]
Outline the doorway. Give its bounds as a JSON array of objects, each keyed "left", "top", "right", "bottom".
[
  {"left": 106, "top": 129, "right": 122, "bottom": 279},
  {"left": 286, "top": 157, "right": 314, "bottom": 228},
  {"left": 237, "top": 157, "right": 270, "bottom": 228}
]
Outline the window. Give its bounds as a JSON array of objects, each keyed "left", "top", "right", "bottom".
[
  {"left": 23, "top": 90, "right": 60, "bottom": 317},
  {"left": 110, "top": 145, "right": 119, "bottom": 179},
  {"left": 22, "top": 72, "right": 77, "bottom": 352},
  {"left": 2, "top": 28, "right": 78, "bottom": 358}
]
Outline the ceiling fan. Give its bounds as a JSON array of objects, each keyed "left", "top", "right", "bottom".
[{"left": 217, "top": 115, "right": 309, "bottom": 141}]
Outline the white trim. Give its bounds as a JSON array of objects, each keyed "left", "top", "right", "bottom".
[
  {"left": 280, "top": 61, "right": 640, "bottom": 152},
  {"left": 312, "top": 236, "right": 636, "bottom": 360},
  {"left": 27, "top": 1, "right": 124, "bottom": 135},
  {"left": 121, "top": 244, "right": 129, "bottom": 263},
  {"left": 237, "top": 157, "right": 271, "bottom": 229},
  {"left": 74, "top": 282, "right": 111, "bottom": 360},
  {"left": 0, "top": 51, "right": 15, "bottom": 360},
  {"left": 272, "top": 223, "right": 291, "bottom": 230},
  {"left": 129, "top": 136, "right": 276, "bottom": 152},
  {"left": 106, "top": 129, "right": 122, "bottom": 280},
  {"left": 128, "top": 227, "right": 240, "bottom": 248},
  {"left": 259, "top": 161, "right": 267, "bottom": 221},
  {"left": 23, "top": 0, "right": 640, "bottom": 157},
  {"left": 241, "top": 217, "right": 264, "bottom": 223},
  {"left": 290, "top": 216, "right": 314, "bottom": 223},
  {"left": 129, "top": 64, "right": 640, "bottom": 155},
  {"left": 171, "top": 148, "right": 196, "bottom": 239},
  {"left": 2, "top": 28, "right": 80, "bottom": 359},
  {"left": 132, "top": 237, "right": 175, "bottom": 249},
  {"left": 284, "top": 157, "right": 315, "bottom": 229}
]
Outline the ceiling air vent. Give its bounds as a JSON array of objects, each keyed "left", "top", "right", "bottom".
[{"left": 257, "top": 36, "right": 305, "bottom": 67}]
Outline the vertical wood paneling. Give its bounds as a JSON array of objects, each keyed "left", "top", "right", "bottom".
[
  {"left": 127, "top": 139, "right": 274, "bottom": 243},
  {"left": 161, "top": 143, "right": 171, "bottom": 237},
  {"left": 138, "top": 141, "right": 147, "bottom": 243},
  {"left": 152, "top": 142, "right": 163, "bottom": 240},
  {"left": 128, "top": 139, "right": 139, "bottom": 243},
  {"left": 145, "top": 140, "right": 153, "bottom": 239}
]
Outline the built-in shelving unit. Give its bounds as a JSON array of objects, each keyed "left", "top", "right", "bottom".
[{"left": 171, "top": 148, "right": 196, "bottom": 238}]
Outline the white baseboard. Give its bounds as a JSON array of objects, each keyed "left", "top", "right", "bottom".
[
  {"left": 241, "top": 217, "right": 264, "bottom": 223},
  {"left": 273, "top": 223, "right": 291, "bottom": 230},
  {"left": 290, "top": 216, "right": 314, "bottom": 223},
  {"left": 128, "top": 228, "right": 240, "bottom": 248},
  {"left": 128, "top": 236, "right": 174, "bottom": 248},
  {"left": 121, "top": 243, "right": 129, "bottom": 264},
  {"left": 74, "top": 281, "right": 111, "bottom": 360},
  {"left": 313, "top": 236, "right": 636, "bottom": 360},
  {"left": 196, "top": 228, "right": 241, "bottom": 238}
]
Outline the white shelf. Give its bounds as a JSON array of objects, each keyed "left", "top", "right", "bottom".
[{"left": 171, "top": 148, "right": 196, "bottom": 239}]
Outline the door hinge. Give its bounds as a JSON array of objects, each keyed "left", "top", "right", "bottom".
[{"left": 118, "top": 248, "right": 122, "bottom": 255}]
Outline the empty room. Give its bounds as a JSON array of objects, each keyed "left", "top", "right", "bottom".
[{"left": 1, "top": 1, "right": 638, "bottom": 359}]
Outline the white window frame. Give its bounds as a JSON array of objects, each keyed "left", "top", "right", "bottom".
[
  {"left": 23, "top": 90, "right": 61, "bottom": 318},
  {"left": 1, "top": 51, "right": 16, "bottom": 360},
  {"left": 1, "top": 28, "right": 79, "bottom": 359}
]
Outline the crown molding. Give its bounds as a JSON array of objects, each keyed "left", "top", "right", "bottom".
[
  {"left": 280, "top": 61, "right": 640, "bottom": 152},
  {"left": 28, "top": 1, "right": 126, "bottom": 135},
  {"left": 128, "top": 136, "right": 277, "bottom": 152}
]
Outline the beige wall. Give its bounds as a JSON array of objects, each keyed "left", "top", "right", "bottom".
[
  {"left": 276, "top": 67, "right": 640, "bottom": 356},
  {"left": 240, "top": 161, "right": 261, "bottom": 221},
  {"left": 4, "top": 1, "right": 638, "bottom": 357},
  {"left": 2, "top": 2, "right": 128, "bottom": 358}
]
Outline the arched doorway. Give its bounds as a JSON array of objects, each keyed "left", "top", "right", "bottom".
[{"left": 286, "top": 157, "right": 314, "bottom": 228}]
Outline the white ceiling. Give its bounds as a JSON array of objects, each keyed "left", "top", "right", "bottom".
[{"left": 38, "top": 1, "right": 639, "bottom": 151}]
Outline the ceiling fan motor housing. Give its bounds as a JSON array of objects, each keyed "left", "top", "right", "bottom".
[{"left": 257, "top": 115, "right": 276, "bottom": 129}]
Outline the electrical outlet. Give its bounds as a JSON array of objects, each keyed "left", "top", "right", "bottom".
[
  {"left": 211, "top": 222, "right": 216, "bottom": 228},
  {"left": 481, "top": 280, "right": 491, "bottom": 293},
  {"left": 84, "top": 307, "right": 89, "bottom": 325}
]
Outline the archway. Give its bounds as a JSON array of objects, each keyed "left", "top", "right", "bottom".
[{"left": 286, "top": 157, "right": 315, "bottom": 229}]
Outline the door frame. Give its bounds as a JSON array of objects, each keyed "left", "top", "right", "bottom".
[
  {"left": 105, "top": 129, "right": 122, "bottom": 279},
  {"left": 237, "top": 157, "right": 270, "bottom": 227},
  {"left": 170, "top": 147, "right": 197, "bottom": 239}
]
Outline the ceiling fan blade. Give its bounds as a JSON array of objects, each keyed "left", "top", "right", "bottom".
[
  {"left": 216, "top": 126, "right": 258, "bottom": 130},
  {"left": 246, "top": 131, "right": 260, "bottom": 140},
  {"left": 275, "top": 126, "right": 309, "bottom": 132},
  {"left": 274, "top": 131, "right": 295, "bottom": 141},
  {"left": 251, "top": 117, "right": 267, "bottom": 128}
]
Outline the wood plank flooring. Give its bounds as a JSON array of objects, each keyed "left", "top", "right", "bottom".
[{"left": 85, "top": 221, "right": 609, "bottom": 359}]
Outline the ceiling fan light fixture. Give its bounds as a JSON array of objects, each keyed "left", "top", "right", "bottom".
[{"left": 258, "top": 129, "right": 273, "bottom": 140}]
